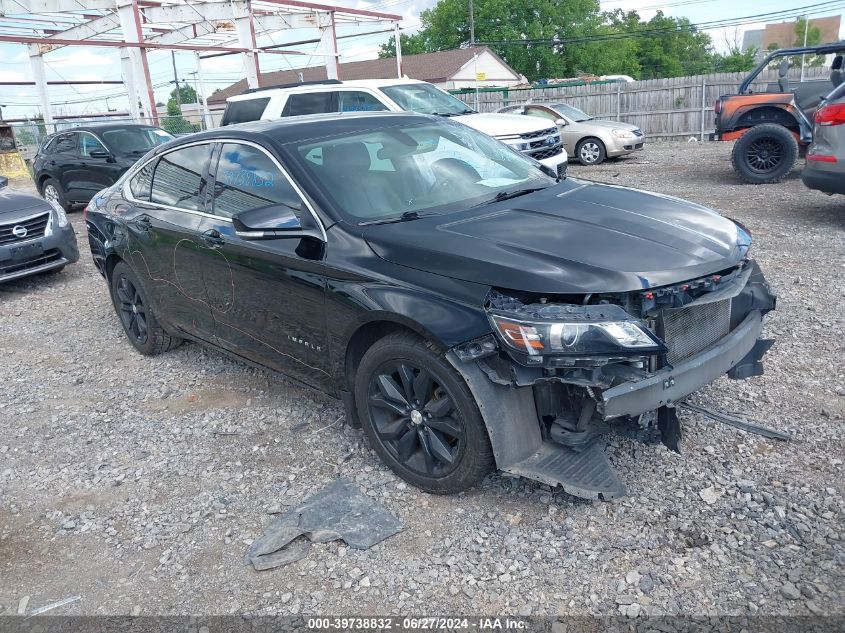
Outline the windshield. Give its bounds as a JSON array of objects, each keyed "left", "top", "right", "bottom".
[
  {"left": 381, "top": 83, "right": 474, "bottom": 116},
  {"left": 289, "top": 119, "right": 555, "bottom": 222},
  {"left": 552, "top": 104, "right": 591, "bottom": 122},
  {"left": 101, "top": 127, "right": 174, "bottom": 155}
]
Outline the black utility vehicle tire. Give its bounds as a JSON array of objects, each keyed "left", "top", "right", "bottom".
[
  {"left": 109, "top": 261, "right": 182, "bottom": 356},
  {"left": 41, "top": 178, "right": 72, "bottom": 212},
  {"left": 576, "top": 137, "right": 607, "bottom": 165},
  {"left": 354, "top": 332, "right": 495, "bottom": 494},
  {"left": 731, "top": 123, "right": 798, "bottom": 184}
]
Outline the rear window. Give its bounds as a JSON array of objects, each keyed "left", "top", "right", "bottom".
[
  {"left": 282, "top": 92, "right": 334, "bottom": 117},
  {"left": 151, "top": 144, "right": 213, "bottom": 211},
  {"left": 129, "top": 160, "right": 155, "bottom": 201},
  {"left": 221, "top": 97, "right": 270, "bottom": 126}
]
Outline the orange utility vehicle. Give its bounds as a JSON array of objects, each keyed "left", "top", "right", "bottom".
[{"left": 712, "top": 41, "right": 845, "bottom": 184}]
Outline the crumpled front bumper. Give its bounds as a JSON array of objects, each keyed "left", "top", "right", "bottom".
[{"left": 600, "top": 309, "right": 766, "bottom": 419}]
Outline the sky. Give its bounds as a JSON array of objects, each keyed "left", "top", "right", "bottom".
[{"left": 0, "top": 0, "right": 842, "bottom": 120}]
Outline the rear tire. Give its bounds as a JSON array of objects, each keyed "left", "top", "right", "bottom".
[
  {"left": 41, "top": 178, "right": 72, "bottom": 212},
  {"left": 109, "top": 261, "right": 182, "bottom": 355},
  {"left": 731, "top": 123, "right": 798, "bottom": 184},
  {"left": 354, "top": 332, "right": 494, "bottom": 494}
]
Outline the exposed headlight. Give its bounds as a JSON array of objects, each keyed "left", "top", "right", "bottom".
[
  {"left": 48, "top": 200, "right": 69, "bottom": 228},
  {"left": 490, "top": 314, "right": 664, "bottom": 357},
  {"left": 611, "top": 128, "right": 636, "bottom": 139}
]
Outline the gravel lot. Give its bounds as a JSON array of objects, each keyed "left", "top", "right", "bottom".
[{"left": 1, "top": 141, "right": 843, "bottom": 619}]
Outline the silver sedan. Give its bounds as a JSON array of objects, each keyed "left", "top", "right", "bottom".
[{"left": 499, "top": 102, "right": 644, "bottom": 165}]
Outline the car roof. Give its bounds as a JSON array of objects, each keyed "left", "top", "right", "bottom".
[
  {"left": 156, "top": 112, "right": 436, "bottom": 151},
  {"left": 47, "top": 123, "right": 165, "bottom": 137},
  {"left": 226, "top": 78, "right": 429, "bottom": 102}
]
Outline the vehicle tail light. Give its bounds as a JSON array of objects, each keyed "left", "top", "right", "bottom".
[
  {"left": 815, "top": 103, "right": 845, "bottom": 126},
  {"left": 714, "top": 99, "right": 722, "bottom": 115},
  {"left": 807, "top": 154, "right": 837, "bottom": 163}
]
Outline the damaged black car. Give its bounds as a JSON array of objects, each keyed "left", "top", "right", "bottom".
[{"left": 85, "top": 112, "right": 776, "bottom": 500}]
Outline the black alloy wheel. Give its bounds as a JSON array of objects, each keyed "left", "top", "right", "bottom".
[
  {"left": 354, "top": 332, "right": 494, "bottom": 494},
  {"left": 367, "top": 361, "right": 465, "bottom": 478},
  {"left": 115, "top": 272, "right": 148, "bottom": 345},
  {"left": 730, "top": 123, "right": 798, "bottom": 184},
  {"left": 109, "top": 261, "right": 182, "bottom": 355}
]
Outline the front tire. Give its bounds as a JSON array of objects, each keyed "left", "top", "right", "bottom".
[
  {"left": 109, "top": 261, "right": 182, "bottom": 355},
  {"left": 731, "top": 123, "right": 798, "bottom": 184},
  {"left": 354, "top": 332, "right": 494, "bottom": 494},
  {"left": 576, "top": 138, "right": 607, "bottom": 165}
]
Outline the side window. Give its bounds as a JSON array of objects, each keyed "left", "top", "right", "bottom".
[
  {"left": 212, "top": 143, "right": 303, "bottom": 219},
  {"left": 282, "top": 92, "right": 334, "bottom": 117},
  {"left": 526, "top": 107, "right": 559, "bottom": 122},
  {"left": 221, "top": 97, "right": 270, "bottom": 126},
  {"left": 80, "top": 133, "right": 107, "bottom": 157},
  {"left": 53, "top": 133, "right": 77, "bottom": 154},
  {"left": 338, "top": 91, "right": 389, "bottom": 113},
  {"left": 129, "top": 159, "right": 156, "bottom": 201},
  {"left": 150, "top": 144, "right": 213, "bottom": 211}
]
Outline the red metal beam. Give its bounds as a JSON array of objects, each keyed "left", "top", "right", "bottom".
[
  {"left": 0, "top": 80, "right": 124, "bottom": 85},
  {"left": 0, "top": 33, "right": 309, "bottom": 53},
  {"left": 258, "top": 0, "right": 401, "bottom": 21}
]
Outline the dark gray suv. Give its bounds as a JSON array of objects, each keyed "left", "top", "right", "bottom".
[{"left": 803, "top": 80, "right": 845, "bottom": 195}]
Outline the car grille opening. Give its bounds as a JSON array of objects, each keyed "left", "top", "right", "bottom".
[
  {"left": 530, "top": 146, "right": 564, "bottom": 160},
  {"left": 521, "top": 127, "right": 558, "bottom": 140},
  {"left": 0, "top": 212, "right": 50, "bottom": 246},
  {"left": 661, "top": 299, "right": 732, "bottom": 365},
  {"left": 0, "top": 248, "right": 62, "bottom": 276}
]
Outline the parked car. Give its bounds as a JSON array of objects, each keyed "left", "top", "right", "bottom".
[
  {"left": 0, "top": 175, "right": 78, "bottom": 283},
  {"left": 221, "top": 79, "right": 569, "bottom": 176},
  {"left": 85, "top": 112, "right": 775, "bottom": 500},
  {"left": 498, "top": 102, "right": 644, "bottom": 165},
  {"left": 33, "top": 123, "right": 175, "bottom": 210},
  {"left": 802, "top": 80, "right": 845, "bottom": 195}
]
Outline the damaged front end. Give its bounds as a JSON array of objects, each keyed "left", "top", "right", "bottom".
[{"left": 447, "top": 259, "right": 776, "bottom": 500}]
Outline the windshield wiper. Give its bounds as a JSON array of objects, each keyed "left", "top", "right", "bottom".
[
  {"left": 359, "top": 210, "right": 435, "bottom": 226},
  {"left": 472, "top": 186, "right": 548, "bottom": 207}
]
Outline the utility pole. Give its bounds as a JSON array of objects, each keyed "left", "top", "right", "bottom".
[
  {"left": 469, "top": 0, "right": 475, "bottom": 47},
  {"left": 171, "top": 50, "right": 182, "bottom": 109},
  {"left": 800, "top": 14, "right": 809, "bottom": 83}
]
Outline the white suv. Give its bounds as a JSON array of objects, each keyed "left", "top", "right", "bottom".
[{"left": 221, "top": 79, "right": 568, "bottom": 175}]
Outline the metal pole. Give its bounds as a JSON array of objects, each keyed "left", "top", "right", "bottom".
[
  {"left": 394, "top": 23, "right": 402, "bottom": 77},
  {"left": 700, "top": 77, "right": 706, "bottom": 141},
  {"left": 800, "top": 14, "right": 809, "bottom": 83},
  {"left": 616, "top": 81, "right": 621, "bottom": 120},
  {"left": 28, "top": 45, "right": 53, "bottom": 126},
  {"left": 194, "top": 52, "right": 212, "bottom": 130}
]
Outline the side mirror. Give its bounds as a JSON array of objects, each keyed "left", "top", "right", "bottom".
[
  {"left": 0, "top": 176, "right": 7, "bottom": 189},
  {"left": 233, "top": 202, "right": 303, "bottom": 239},
  {"left": 89, "top": 149, "right": 113, "bottom": 160},
  {"left": 555, "top": 118, "right": 567, "bottom": 126}
]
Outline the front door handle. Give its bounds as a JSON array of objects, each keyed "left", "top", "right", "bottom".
[{"left": 201, "top": 229, "right": 224, "bottom": 247}]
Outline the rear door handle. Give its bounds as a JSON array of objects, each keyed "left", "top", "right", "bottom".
[{"left": 201, "top": 229, "right": 224, "bottom": 247}]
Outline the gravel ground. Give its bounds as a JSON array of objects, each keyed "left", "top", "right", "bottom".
[{"left": 1, "top": 141, "right": 843, "bottom": 619}]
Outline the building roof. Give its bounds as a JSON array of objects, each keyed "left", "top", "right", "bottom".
[{"left": 208, "top": 46, "right": 517, "bottom": 104}]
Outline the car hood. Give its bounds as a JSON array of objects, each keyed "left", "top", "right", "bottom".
[
  {"left": 455, "top": 112, "right": 558, "bottom": 137},
  {"left": 0, "top": 187, "right": 52, "bottom": 218},
  {"left": 573, "top": 118, "right": 640, "bottom": 132},
  {"left": 363, "top": 178, "right": 750, "bottom": 294}
]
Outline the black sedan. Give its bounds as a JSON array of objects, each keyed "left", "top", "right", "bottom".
[
  {"left": 0, "top": 175, "right": 79, "bottom": 283},
  {"left": 33, "top": 123, "right": 174, "bottom": 211},
  {"left": 85, "top": 112, "right": 775, "bottom": 500}
]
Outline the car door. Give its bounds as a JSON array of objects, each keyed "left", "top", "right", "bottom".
[
  {"left": 193, "top": 140, "right": 332, "bottom": 389},
  {"left": 47, "top": 132, "right": 80, "bottom": 196},
  {"left": 124, "top": 142, "right": 216, "bottom": 342},
  {"left": 76, "top": 131, "right": 123, "bottom": 200}
]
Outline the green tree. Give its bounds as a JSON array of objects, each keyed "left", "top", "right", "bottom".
[
  {"left": 711, "top": 44, "right": 758, "bottom": 73},
  {"left": 162, "top": 84, "right": 200, "bottom": 134}
]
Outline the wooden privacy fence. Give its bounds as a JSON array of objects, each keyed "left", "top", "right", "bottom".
[{"left": 452, "top": 67, "right": 832, "bottom": 140}]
